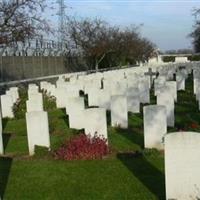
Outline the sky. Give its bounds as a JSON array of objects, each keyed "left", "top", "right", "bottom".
[{"left": 50, "top": 0, "right": 200, "bottom": 51}]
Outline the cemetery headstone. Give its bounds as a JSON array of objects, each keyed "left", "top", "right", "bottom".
[
  {"left": 127, "top": 95, "right": 140, "bottom": 113},
  {"left": 84, "top": 108, "right": 108, "bottom": 139},
  {"left": 143, "top": 105, "right": 167, "bottom": 149},
  {"left": 165, "top": 132, "right": 200, "bottom": 199},
  {"left": 165, "top": 81, "right": 177, "bottom": 102},
  {"left": 26, "top": 111, "right": 50, "bottom": 155},
  {"left": 67, "top": 97, "right": 85, "bottom": 129},
  {"left": 154, "top": 76, "right": 166, "bottom": 96},
  {"left": 157, "top": 87, "right": 174, "bottom": 127},
  {"left": 1, "top": 95, "right": 14, "bottom": 118},
  {"left": 111, "top": 95, "right": 128, "bottom": 128},
  {"left": 176, "top": 72, "right": 185, "bottom": 91},
  {"left": 139, "top": 77, "right": 150, "bottom": 103}
]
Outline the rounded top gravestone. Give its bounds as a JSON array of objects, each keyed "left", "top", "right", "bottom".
[
  {"left": 165, "top": 132, "right": 200, "bottom": 200},
  {"left": 143, "top": 105, "right": 167, "bottom": 150}
]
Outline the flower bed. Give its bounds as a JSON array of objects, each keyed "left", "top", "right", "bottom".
[{"left": 54, "top": 133, "right": 109, "bottom": 160}]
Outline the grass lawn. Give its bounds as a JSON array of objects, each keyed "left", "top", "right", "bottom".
[{"left": 0, "top": 74, "right": 199, "bottom": 200}]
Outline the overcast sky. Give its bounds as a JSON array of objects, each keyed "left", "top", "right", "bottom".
[{"left": 53, "top": 0, "right": 199, "bottom": 51}]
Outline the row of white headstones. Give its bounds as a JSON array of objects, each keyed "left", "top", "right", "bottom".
[{"left": 0, "top": 61, "right": 200, "bottom": 199}]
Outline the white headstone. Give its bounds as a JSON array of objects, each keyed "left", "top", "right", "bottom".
[
  {"left": 8, "top": 87, "right": 19, "bottom": 103},
  {"left": 139, "top": 77, "right": 150, "bottom": 103},
  {"left": 1, "top": 95, "right": 14, "bottom": 118},
  {"left": 127, "top": 95, "right": 140, "bottom": 113},
  {"left": 157, "top": 87, "right": 174, "bottom": 127},
  {"left": 195, "top": 79, "right": 200, "bottom": 100},
  {"left": 154, "top": 76, "right": 166, "bottom": 96},
  {"left": 68, "top": 97, "right": 85, "bottom": 129},
  {"left": 56, "top": 79, "right": 66, "bottom": 88},
  {"left": 143, "top": 105, "right": 167, "bottom": 150},
  {"left": 111, "top": 95, "right": 128, "bottom": 128},
  {"left": 98, "top": 89, "right": 111, "bottom": 110},
  {"left": 127, "top": 87, "right": 139, "bottom": 97},
  {"left": 88, "top": 88, "right": 100, "bottom": 107},
  {"left": 193, "top": 69, "right": 200, "bottom": 94},
  {"left": 165, "top": 132, "right": 200, "bottom": 199},
  {"left": 28, "top": 84, "right": 38, "bottom": 90},
  {"left": 110, "top": 81, "right": 127, "bottom": 96},
  {"left": 26, "top": 111, "right": 50, "bottom": 155},
  {"left": 26, "top": 93, "right": 43, "bottom": 112},
  {"left": 84, "top": 108, "right": 108, "bottom": 139},
  {"left": 29, "top": 92, "right": 43, "bottom": 102},
  {"left": 47, "top": 84, "right": 56, "bottom": 97},
  {"left": 84, "top": 80, "right": 101, "bottom": 94},
  {"left": 42, "top": 83, "right": 56, "bottom": 97},
  {"left": 165, "top": 81, "right": 177, "bottom": 102},
  {"left": 175, "top": 56, "right": 188, "bottom": 63},
  {"left": 176, "top": 73, "right": 185, "bottom": 91},
  {"left": 55, "top": 88, "right": 68, "bottom": 108},
  {"left": 127, "top": 75, "right": 139, "bottom": 88},
  {"left": 103, "top": 79, "right": 114, "bottom": 92},
  {"left": 28, "top": 88, "right": 39, "bottom": 99},
  {"left": 40, "top": 81, "right": 48, "bottom": 90}
]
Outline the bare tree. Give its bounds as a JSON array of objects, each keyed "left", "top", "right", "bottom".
[
  {"left": 66, "top": 16, "right": 155, "bottom": 70},
  {"left": 66, "top": 17, "right": 115, "bottom": 70},
  {"left": 0, "top": 0, "right": 51, "bottom": 45}
]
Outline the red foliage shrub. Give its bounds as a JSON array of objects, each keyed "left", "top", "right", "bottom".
[{"left": 54, "top": 133, "right": 109, "bottom": 160}]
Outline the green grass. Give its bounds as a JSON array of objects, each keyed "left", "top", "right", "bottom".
[{"left": 0, "top": 74, "right": 199, "bottom": 199}]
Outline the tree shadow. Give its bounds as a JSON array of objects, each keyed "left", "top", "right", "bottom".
[
  {"left": 0, "top": 157, "right": 13, "bottom": 199},
  {"left": 117, "top": 153, "right": 165, "bottom": 199}
]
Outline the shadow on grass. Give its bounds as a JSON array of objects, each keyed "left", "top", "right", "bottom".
[
  {"left": 0, "top": 157, "right": 13, "bottom": 199},
  {"left": 2, "top": 118, "right": 9, "bottom": 130},
  {"left": 84, "top": 94, "right": 89, "bottom": 108},
  {"left": 128, "top": 113, "right": 143, "bottom": 129},
  {"left": 3, "top": 134, "right": 11, "bottom": 151},
  {"left": 60, "top": 115, "right": 69, "bottom": 128},
  {"left": 106, "top": 111, "right": 111, "bottom": 126},
  {"left": 116, "top": 128, "right": 144, "bottom": 149},
  {"left": 117, "top": 153, "right": 165, "bottom": 199},
  {"left": 60, "top": 109, "right": 70, "bottom": 127}
]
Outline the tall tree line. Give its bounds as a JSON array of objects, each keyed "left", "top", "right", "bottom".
[{"left": 65, "top": 17, "right": 155, "bottom": 70}]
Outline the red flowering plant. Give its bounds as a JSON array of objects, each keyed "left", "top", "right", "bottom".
[{"left": 54, "top": 133, "right": 109, "bottom": 160}]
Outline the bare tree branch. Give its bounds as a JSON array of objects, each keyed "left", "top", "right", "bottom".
[{"left": 0, "top": 0, "right": 51, "bottom": 45}]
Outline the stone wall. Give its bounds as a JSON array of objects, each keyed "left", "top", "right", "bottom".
[{"left": 0, "top": 56, "right": 87, "bottom": 82}]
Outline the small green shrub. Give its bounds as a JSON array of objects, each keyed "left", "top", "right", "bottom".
[
  {"left": 188, "top": 55, "right": 200, "bottom": 61},
  {"left": 13, "top": 88, "right": 28, "bottom": 119},
  {"left": 43, "top": 93, "right": 56, "bottom": 111},
  {"left": 162, "top": 56, "right": 175, "bottom": 62}
]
